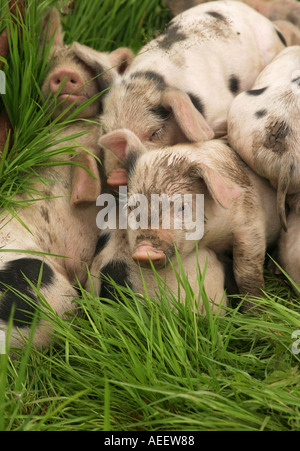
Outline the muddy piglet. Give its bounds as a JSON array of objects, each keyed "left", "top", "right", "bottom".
[
  {"left": 100, "top": 129, "right": 281, "bottom": 312},
  {"left": 228, "top": 45, "right": 300, "bottom": 231}
]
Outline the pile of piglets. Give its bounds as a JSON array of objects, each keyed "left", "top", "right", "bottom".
[{"left": 2, "top": 0, "right": 300, "bottom": 348}]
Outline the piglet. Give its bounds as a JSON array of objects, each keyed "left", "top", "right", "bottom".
[
  {"left": 228, "top": 45, "right": 300, "bottom": 231},
  {"left": 88, "top": 226, "right": 227, "bottom": 315},
  {"left": 166, "top": 0, "right": 300, "bottom": 31},
  {"left": 99, "top": 129, "right": 281, "bottom": 312},
  {"left": 0, "top": 9, "right": 133, "bottom": 349}
]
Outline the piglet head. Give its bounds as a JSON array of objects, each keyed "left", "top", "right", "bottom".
[
  {"left": 40, "top": 9, "right": 133, "bottom": 120},
  {"left": 99, "top": 129, "right": 175, "bottom": 268}
]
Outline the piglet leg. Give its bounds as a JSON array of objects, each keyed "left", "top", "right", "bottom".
[{"left": 232, "top": 226, "right": 266, "bottom": 312}]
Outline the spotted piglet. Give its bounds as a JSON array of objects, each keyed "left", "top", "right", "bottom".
[
  {"left": 228, "top": 45, "right": 300, "bottom": 231},
  {"left": 99, "top": 129, "right": 281, "bottom": 312},
  {"left": 100, "top": 0, "right": 287, "bottom": 186},
  {"left": 166, "top": 0, "right": 300, "bottom": 36},
  {"left": 169, "top": 0, "right": 300, "bottom": 46},
  {"left": 0, "top": 9, "right": 133, "bottom": 349}
]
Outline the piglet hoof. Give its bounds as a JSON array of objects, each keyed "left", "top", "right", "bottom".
[{"left": 107, "top": 168, "right": 128, "bottom": 187}]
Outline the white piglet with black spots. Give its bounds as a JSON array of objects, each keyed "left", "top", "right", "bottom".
[
  {"left": 228, "top": 45, "right": 300, "bottom": 231},
  {"left": 99, "top": 0, "right": 287, "bottom": 186}
]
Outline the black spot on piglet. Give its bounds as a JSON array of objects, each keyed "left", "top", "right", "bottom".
[
  {"left": 229, "top": 75, "right": 240, "bottom": 94},
  {"left": 292, "top": 76, "right": 300, "bottom": 86},
  {"left": 206, "top": 11, "right": 225, "bottom": 20},
  {"left": 255, "top": 109, "right": 267, "bottom": 118},
  {"left": 0, "top": 258, "right": 54, "bottom": 327},
  {"left": 131, "top": 71, "right": 166, "bottom": 90},
  {"left": 99, "top": 261, "right": 132, "bottom": 302},
  {"left": 94, "top": 232, "right": 110, "bottom": 256},
  {"left": 158, "top": 23, "right": 187, "bottom": 50},
  {"left": 126, "top": 151, "right": 139, "bottom": 179},
  {"left": 150, "top": 105, "right": 170, "bottom": 121},
  {"left": 187, "top": 93, "right": 205, "bottom": 117}
]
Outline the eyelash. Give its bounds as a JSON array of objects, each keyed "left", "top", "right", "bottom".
[{"left": 150, "top": 127, "right": 164, "bottom": 141}]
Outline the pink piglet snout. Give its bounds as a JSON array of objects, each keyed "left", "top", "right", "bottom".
[{"left": 49, "top": 68, "right": 84, "bottom": 96}]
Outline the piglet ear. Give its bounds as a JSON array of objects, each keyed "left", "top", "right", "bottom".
[
  {"left": 41, "top": 8, "right": 64, "bottom": 51},
  {"left": 71, "top": 42, "right": 116, "bottom": 91},
  {"left": 70, "top": 44, "right": 133, "bottom": 90},
  {"left": 197, "top": 163, "right": 242, "bottom": 209},
  {"left": 161, "top": 88, "right": 214, "bottom": 142},
  {"left": 108, "top": 47, "right": 134, "bottom": 74},
  {"left": 99, "top": 128, "right": 146, "bottom": 162},
  {"left": 71, "top": 152, "right": 101, "bottom": 207}
]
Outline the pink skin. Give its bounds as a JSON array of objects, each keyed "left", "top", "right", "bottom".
[
  {"left": 49, "top": 68, "right": 87, "bottom": 104},
  {"left": 107, "top": 168, "right": 128, "bottom": 186},
  {"left": 132, "top": 243, "right": 166, "bottom": 268}
]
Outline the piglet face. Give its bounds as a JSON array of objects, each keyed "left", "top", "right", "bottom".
[
  {"left": 125, "top": 150, "right": 206, "bottom": 268},
  {"left": 40, "top": 9, "right": 134, "bottom": 121},
  {"left": 41, "top": 46, "right": 100, "bottom": 120},
  {"left": 101, "top": 80, "right": 214, "bottom": 147},
  {"left": 100, "top": 80, "right": 214, "bottom": 181}
]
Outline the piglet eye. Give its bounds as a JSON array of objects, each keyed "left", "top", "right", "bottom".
[{"left": 149, "top": 128, "right": 163, "bottom": 141}]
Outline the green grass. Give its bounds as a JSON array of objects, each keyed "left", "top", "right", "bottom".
[
  {"left": 0, "top": 0, "right": 300, "bottom": 432},
  {"left": 1, "top": 273, "right": 300, "bottom": 431}
]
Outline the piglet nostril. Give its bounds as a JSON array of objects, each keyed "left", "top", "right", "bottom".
[{"left": 49, "top": 68, "right": 84, "bottom": 95}]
